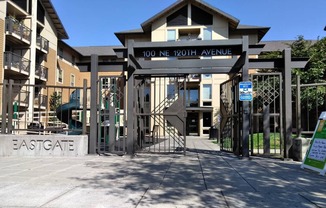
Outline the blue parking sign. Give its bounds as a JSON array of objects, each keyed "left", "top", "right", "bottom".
[{"left": 239, "top": 81, "right": 253, "bottom": 101}]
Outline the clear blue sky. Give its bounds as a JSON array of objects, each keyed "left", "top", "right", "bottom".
[{"left": 51, "top": 0, "right": 326, "bottom": 46}]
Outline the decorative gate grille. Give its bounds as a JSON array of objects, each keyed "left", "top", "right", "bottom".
[
  {"left": 97, "top": 76, "right": 127, "bottom": 154},
  {"left": 250, "top": 73, "right": 283, "bottom": 156}
]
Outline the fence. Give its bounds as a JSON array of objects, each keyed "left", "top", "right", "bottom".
[
  {"left": 292, "top": 75, "right": 326, "bottom": 138},
  {"left": 0, "top": 79, "right": 90, "bottom": 135}
]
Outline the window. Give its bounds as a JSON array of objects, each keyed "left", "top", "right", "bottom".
[
  {"left": 203, "top": 84, "right": 212, "bottom": 100},
  {"left": 57, "top": 68, "right": 63, "bottom": 83},
  {"left": 167, "top": 84, "right": 175, "bottom": 99},
  {"left": 58, "top": 48, "right": 63, "bottom": 58},
  {"left": 191, "top": 5, "right": 213, "bottom": 25},
  {"left": 70, "top": 74, "right": 75, "bottom": 87},
  {"left": 202, "top": 74, "right": 212, "bottom": 79},
  {"left": 167, "top": 6, "right": 188, "bottom": 26},
  {"left": 203, "top": 28, "right": 212, "bottom": 40},
  {"left": 167, "top": 29, "right": 176, "bottom": 41}
]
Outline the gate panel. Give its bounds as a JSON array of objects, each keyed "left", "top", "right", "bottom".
[
  {"left": 250, "top": 73, "right": 283, "bottom": 157},
  {"left": 220, "top": 76, "right": 241, "bottom": 154},
  {"left": 135, "top": 76, "right": 186, "bottom": 154},
  {"left": 97, "top": 76, "right": 127, "bottom": 154}
]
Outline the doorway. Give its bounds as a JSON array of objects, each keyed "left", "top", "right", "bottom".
[{"left": 187, "top": 112, "right": 199, "bottom": 136}]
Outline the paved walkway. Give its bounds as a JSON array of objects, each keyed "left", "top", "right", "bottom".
[{"left": 0, "top": 137, "right": 325, "bottom": 208}]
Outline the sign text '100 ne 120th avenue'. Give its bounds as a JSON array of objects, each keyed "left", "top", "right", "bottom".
[{"left": 140, "top": 48, "right": 233, "bottom": 58}]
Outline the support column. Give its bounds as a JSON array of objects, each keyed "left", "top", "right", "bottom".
[
  {"left": 127, "top": 40, "right": 135, "bottom": 154},
  {"left": 89, "top": 54, "right": 98, "bottom": 154},
  {"left": 28, "top": 0, "right": 38, "bottom": 119},
  {"left": 242, "top": 36, "right": 250, "bottom": 157},
  {"left": 1, "top": 80, "right": 8, "bottom": 134},
  {"left": 283, "top": 49, "right": 292, "bottom": 159}
]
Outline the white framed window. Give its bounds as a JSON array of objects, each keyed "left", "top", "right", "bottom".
[
  {"left": 203, "top": 27, "right": 212, "bottom": 40},
  {"left": 57, "top": 68, "right": 63, "bottom": 83},
  {"left": 203, "top": 84, "right": 212, "bottom": 100},
  {"left": 70, "top": 74, "right": 75, "bottom": 87},
  {"left": 167, "top": 29, "right": 176, "bottom": 41},
  {"left": 202, "top": 74, "right": 212, "bottom": 79}
]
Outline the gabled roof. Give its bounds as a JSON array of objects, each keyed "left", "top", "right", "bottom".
[
  {"left": 42, "top": 0, "right": 68, "bottom": 39},
  {"left": 141, "top": 0, "right": 240, "bottom": 32}
]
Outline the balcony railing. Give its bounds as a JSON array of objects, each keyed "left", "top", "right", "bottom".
[
  {"left": 35, "top": 64, "right": 48, "bottom": 80},
  {"left": 36, "top": 35, "right": 49, "bottom": 52},
  {"left": 5, "top": 17, "right": 31, "bottom": 42},
  {"left": 34, "top": 94, "right": 48, "bottom": 108},
  {"left": 4, "top": 52, "right": 30, "bottom": 74},
  {"left": 13, "top": 89, "right": 29, "bottom": 106}
]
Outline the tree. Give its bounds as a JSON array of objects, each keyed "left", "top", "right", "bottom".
[
  {"left": 49, "top": 91, "right": 62, "bottom": 111},
  {"left": 290, "top": 36, "right": 326, "bottom": 111}
]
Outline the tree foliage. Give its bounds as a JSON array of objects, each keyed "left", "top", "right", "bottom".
[
  {"left": 49, "top": 91, "right": 62, "bottom": 111},
  {"left": 290, "top": 35, "right": 326, "bottom": 110}
]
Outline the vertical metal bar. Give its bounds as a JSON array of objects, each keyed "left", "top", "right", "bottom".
[
  {"left": 127, "top": 40, "right": 136, "bottom": 154},
  {"left": 296, "top": 75, "right": 301, "bottom": 138},
  {"left": 279, "top": 73, "right": 284, "bottom": 155},
  {"left": 250, "top": 75, "right": 254, "bottom": 155},
  {"left": 242, "top": 36, "right": 250, "bottom": 157},
  {"left": 90, "top": 54, "right": 98, "bottom": 154},
  {"left": 183, "top": 75, "right": 187, "bottom": 155},
  {"left": 1, "top": 80, "right": 8, "bottom": 134},
  {"left": 283, "top": 49, "right": 292, "bottom": 159},
  {"left": 7, "top": 80, "right": 14, "bottom": 134},
  {"left": 82, "top": 79, "right": 87, "bottom": 135}
]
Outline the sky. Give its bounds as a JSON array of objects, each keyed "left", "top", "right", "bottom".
[{"left": 51, "top": 0, "right": 326, "bottom": 47}]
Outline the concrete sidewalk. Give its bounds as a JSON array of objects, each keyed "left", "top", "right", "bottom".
[{"left": 0, "top": 137, "right": 325, "bottom": 208}]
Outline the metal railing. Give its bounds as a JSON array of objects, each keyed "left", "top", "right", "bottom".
[
  {"left": 4, "top": 52, "right": 30, "bottom": 74},
  {"left": 5, "top": 16, "right": 31, "bottom": 42},
  {"left": 292, "top": 75, "right": 326, "bottom": 137},
  {"left": 36, "top": 35, "right": 49, "bottom": 52},
  {"left": 35, "top": 64, "right": 48, "bottom": 80},
  {"left": 1, "top": 80, "right": 89, "bottom": 135}
]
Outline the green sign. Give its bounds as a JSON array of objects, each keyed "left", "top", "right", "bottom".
[{"left": 301, "top": 112, "right": 326, "bottom": 176}]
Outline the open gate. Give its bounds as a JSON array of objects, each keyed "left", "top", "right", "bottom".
[
  {"left": 134, "top": 76, "right": 187, "bottom": 154},
  {"left": 220, "top": 75, "right": 242, "bottom": 155}
]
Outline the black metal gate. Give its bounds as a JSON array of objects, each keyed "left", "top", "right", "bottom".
[
  {"left": 135, "top": 76, "right": 186, "bottom": 154},
  {"left": 220, "top": 73, "right": 283, "bottom": 157},
  {"left": 97, "top": 75, "right": 127, "bottom": 154},
  {"left": 220, "top": 75, "right": 242, "bottom": 155},
  {"left": 250, "top": 73, "right": 283, "bottom": 157}
]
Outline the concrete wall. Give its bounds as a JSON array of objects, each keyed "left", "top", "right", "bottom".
[{"left": 0, "top": 135, "right": 88, "bottom": 156}]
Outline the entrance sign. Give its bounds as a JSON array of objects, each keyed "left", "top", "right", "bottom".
[
  {"left": 301, "top": 112, "right": 326, "bottom": 175},
  {"left": 134, "top": 45, "right": 242, "bottom": 58},
  {"left": 239, "top": 81, "right": 253, "bottom": 101}
]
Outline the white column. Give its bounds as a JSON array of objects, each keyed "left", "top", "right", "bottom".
[{"left": 28, "top": 0, "right": 37, "bottom": 120}]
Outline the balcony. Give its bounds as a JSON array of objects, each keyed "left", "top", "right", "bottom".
[
  {"left": 5, "top": 17, "right": 31, "bottom": 44},
  {"left": 13, "top": 89, "right": 29, "bottom": 107},
  {"left": 34, "top": 94, "right": 48, "bottom": 109},
  {"left": 36, "top": 35, "right": 49, "bottom": 53},
  {"left": 35, "top": 64, "right": 48, "bottom": 81},
  {"left": 4, "top": 52, "right": 30, "bottom": 75}
]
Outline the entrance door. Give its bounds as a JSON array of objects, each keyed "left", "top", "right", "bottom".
[{"left": 187, "top": 112, "right": 199, "bottom": 136}]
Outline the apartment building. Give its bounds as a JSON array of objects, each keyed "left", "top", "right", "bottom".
[
  {"left": 114, "top": 0, "right": 269, "bottom": 136},
  {"left": 1, "top": 0, "right": 284, "bottom": 138},
  {"left": 0, "top": 0, "right": 72, "bottom": 112}
]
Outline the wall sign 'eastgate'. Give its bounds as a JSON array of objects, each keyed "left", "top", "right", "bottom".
[
  {"left": 13, "top": 139, "right": 74, "bottom": 151},
  {"left": 137, "top": 47, "right": 234, "bottom": 58}
]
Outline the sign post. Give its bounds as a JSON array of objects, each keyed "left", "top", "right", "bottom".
[
  {"left": 301, "top": 112, "right": 326, "bottom": 176},
  {"left": 239, "top": 81, "right": 253, "bottom": 101}
]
